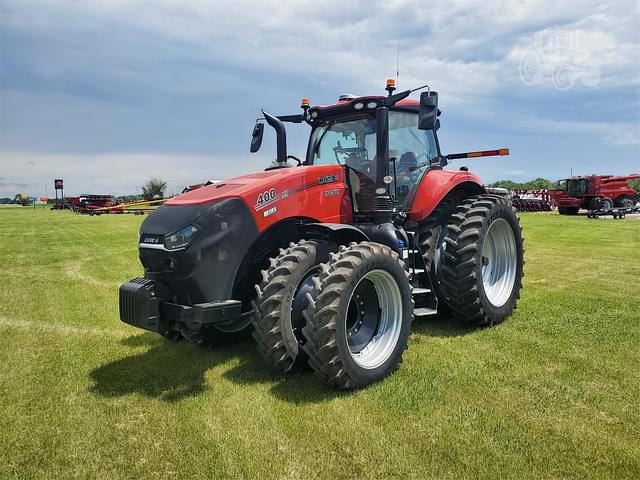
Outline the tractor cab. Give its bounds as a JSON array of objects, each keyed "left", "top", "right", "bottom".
[
  {"left": 251, "top": 79, "right": 508, "bottom": 225},
  {"left": 251, "top": 80, "right": 443, "bottom": 222},
  {"left": 307, "top": 104, "right": 439, "bottom": 210},
  {"left": 557, "top": 177, "right": 589, "bottom": 196}
]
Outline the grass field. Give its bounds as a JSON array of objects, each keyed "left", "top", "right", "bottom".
[{"left": 1, "top": 207, "right": 639, "bottom": 479}]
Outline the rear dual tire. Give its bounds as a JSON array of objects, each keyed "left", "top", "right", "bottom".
[{"left": 441, "top": 195, "right": 524, "bottom": 327}]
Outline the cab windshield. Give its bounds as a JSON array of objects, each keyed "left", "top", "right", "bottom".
[
  {"left": 567, "top": 179, "right": 587, "bottom": 196},
  {"left": 308, "top": 111, "right": 438, "bottom": 206}
]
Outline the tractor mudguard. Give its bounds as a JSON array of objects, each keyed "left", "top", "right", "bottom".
[{"left": 408, "top": 169, "right": 484, "bottom": 221}]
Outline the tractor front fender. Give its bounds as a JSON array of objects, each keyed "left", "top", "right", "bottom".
[
  {"left": 408, "top": 169, "right": 484, "bottom": 221},
  {"left": 300, "top": 223, "right": 369, "bottom": 245}
]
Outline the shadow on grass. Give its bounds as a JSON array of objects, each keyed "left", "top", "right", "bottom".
[
  {"left": 90, "top": 333, "right": 244, "bottom": 402},
  {"left": 89, "top": 333, "right": 347, "bottom": 404},
  {"left": 222, "top": 351, "right": 350, "bottom": 404},
  {"left": 411, "top": 313, "right": 476, "bottom": 338},
  {"left": 91, "top": 316, "right": 474, "bottom": 404}
]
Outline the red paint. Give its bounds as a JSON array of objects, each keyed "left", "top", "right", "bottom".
[
  {"left": 549, "top": 174, "right": 640, "bottom": 209},
  {"left": 167, "top": 165, "right": 347, "bottom": 231},
  {"left": 168, "top": 164, "right": 484, "bottom": 233},
  {"left": 312, "top": 96, "right": 419, "bottom": 111},
  {"left": 408, "top": 169, "right": 483, "bottom": 221}
]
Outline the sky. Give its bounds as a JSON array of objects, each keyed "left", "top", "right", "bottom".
[{"left": 0, "top": 0, "right": 639, "bottom": 197}]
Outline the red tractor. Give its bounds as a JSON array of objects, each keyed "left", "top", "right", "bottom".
[
  {"left": 551, "top": 174, "right": 640, "bottom": 214},
  {"left": 119, "top": 81, "right": 525, "bottom": 389}
]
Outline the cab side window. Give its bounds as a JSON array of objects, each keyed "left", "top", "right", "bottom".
[{"left": 389, "top": 112, "right": 438, "bottom": 206}]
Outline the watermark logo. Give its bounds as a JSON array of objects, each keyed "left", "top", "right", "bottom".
[{"left": 519, "top": 31, "right": 600, "bottom": 90}]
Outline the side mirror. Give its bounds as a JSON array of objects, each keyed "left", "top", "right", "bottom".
[
  {"left": 250, "top": 121, "right": 264, "bottom": 153},
  {"left": 418, "top": 91, "right": 438, "bottom": 130}
]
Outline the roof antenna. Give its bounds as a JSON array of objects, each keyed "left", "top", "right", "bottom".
[{"left": 396, "top": 42, "right": 400, "bottom": 89}]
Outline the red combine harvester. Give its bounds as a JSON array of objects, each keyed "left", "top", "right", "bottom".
[
  {"left": 119, "top": 80, "right": 524, "bottom": 389},
  {"left": 551, "top": 174, "right": 640, "bottom": 214}
]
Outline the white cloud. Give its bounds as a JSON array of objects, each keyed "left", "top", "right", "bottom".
[
  {"left": 516, "top": 118, "right": 640, "bottom": 146},
  {"left": 0, "top": 151, "right": 274, "bottom": 197},
  {"left": 4, "top": 0, "right": 638, "bottom": 100}
]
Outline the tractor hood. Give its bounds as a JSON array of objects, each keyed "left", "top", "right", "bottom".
[
  {"left": 136, "top": 163, "right": 345, "bottom": 305},
  {"left": 165, "top": 168, "right": 301, "bottom": 206}
]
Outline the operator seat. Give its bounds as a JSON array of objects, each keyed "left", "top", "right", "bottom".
[
  {"left": 397, "top": 151, "right": 418, "bottom": 199},
  {"left": 398, "top": 151, "right": 417, "bottom": 173}
]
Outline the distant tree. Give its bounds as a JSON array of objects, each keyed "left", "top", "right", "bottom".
[
  {"left": 488, "top": 178, "right": 555, "bottom": 191},
  {"left": 489, "top": 180, "right": 520, "bottom": 190},
  {"left": 142, "top": 178, "right": 167, "bottom": 200},
  {"left": 629, "top": 178, "right": 640, "bottom": 191},
  {"left": 523, "top": 177, "right": 555, "bottom": 190}
]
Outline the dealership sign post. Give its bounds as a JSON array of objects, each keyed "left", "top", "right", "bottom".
[{"left": 54, "top": 179, "right": 64, "bottom": 208}]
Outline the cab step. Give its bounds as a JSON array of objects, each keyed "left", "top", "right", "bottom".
[
  {"left": 414, "top": 307, "right": 438, "bottom": 317},
  {"left": 412, "top": 287, "right": 431, "bottom": 295}
]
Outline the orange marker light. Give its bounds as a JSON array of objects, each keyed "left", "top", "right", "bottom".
[
  {"left": 386, "top": 78, "right": 396, "bottom": 88},
  {"left": 498, "top": 148, "right": 510, "bottom": 155},
  {"left": 301, "top": 98, "right": 310, "bottom": 107}
]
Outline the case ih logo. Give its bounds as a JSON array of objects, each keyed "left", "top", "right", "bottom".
[
  {"left": 317, "top": 175, "right": 337, "bottom": 185},
  {"left": 141, "top": 235, "right": 162, "bottom": 244}
]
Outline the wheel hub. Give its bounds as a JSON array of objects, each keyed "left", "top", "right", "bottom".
[
  {"left": 481, "top": 218, "right": 517, "bottom": 307},
  {"left": 346, "top": 280, "right": 380, "bottom": 352},
  {"left": 345, "top": 270, "right": 403, "bottom": 369}
]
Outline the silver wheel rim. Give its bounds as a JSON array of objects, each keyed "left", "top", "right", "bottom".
[
  {"left": 481, "top": 218, "right": 517, "bottom": 307},
  {"left": 346, "top": 269, "right": 403, "bottom": 370}
]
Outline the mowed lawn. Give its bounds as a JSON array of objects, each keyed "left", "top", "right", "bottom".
[{"left": 0, "top": 206, "right": 639, "bottom": 479}]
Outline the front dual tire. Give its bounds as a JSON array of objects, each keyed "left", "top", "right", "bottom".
[
  {"left": 253, "top": 241, "right": 414, "bottom": 389},
  {"left": 251, "top": 240, "right": 331, "bottom": 372},
  {"left": 302, "top": 242, "right": 414, "bottom": 389}
]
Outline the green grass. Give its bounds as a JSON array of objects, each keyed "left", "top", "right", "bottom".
[{"left": 1, "top": 207, "right": 639, "bottom": 479}]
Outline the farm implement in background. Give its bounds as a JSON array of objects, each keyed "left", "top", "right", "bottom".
[
  {"left": 511, "top": 189, "right": 554, "bottom": 212},
  {"left": 485, "top": 187, "right": 554, "bottom": 212},
  {"left": 586, "top": 205, "right": 640, "bottom": 219},
  {"left": 550, "top": 174, "right": 640, "bottom": 215},
  {"left": 67, "top": 194, "right": 116, "bottom": 214},
  {"left": 90, "top": 198, "right": 167, "bottom": 215}
]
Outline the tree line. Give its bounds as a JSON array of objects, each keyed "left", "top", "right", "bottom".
[{"left": 487, "top": 178, "right": 556, "bottom": 190}]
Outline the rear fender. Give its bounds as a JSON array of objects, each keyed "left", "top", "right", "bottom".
[{"left": 408, "top": 169, "right": 484, "bottom": 221}]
